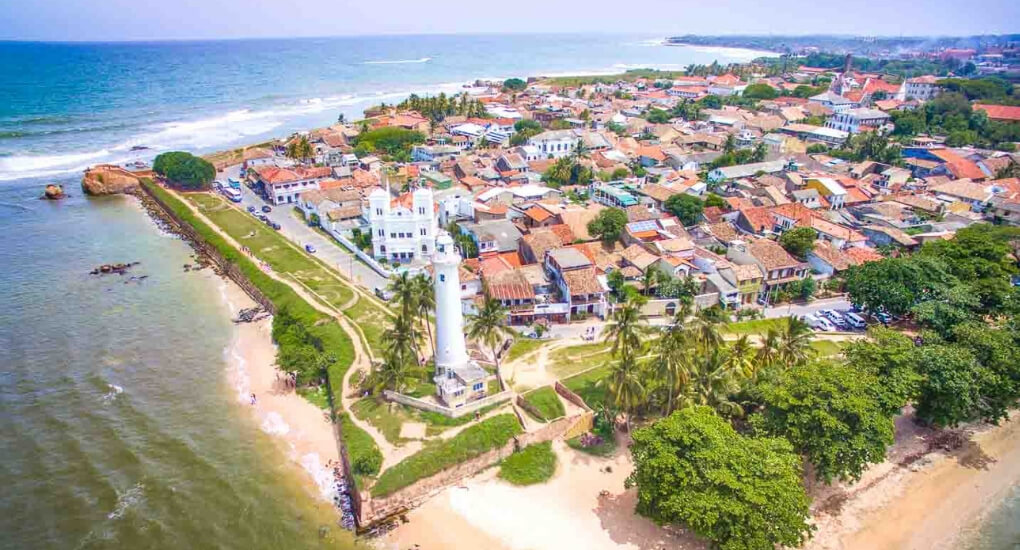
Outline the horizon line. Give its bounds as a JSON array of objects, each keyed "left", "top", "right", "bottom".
[{"left": 2, "top": 30, "right": 1018, "bottom": 46}]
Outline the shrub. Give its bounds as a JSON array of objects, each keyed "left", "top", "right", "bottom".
[
  {"left": 499, "top": 442, "right": 557, "bottom": 485},
  {"left": 339, "top": 413, "right": 383, "bottom": 476},
  {"left": 153, "top": 151, "right": 216, "bottom": 190}
]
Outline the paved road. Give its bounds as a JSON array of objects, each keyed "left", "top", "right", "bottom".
[
  {"left": 762, "top": 296, "right": 853, "bottom": 319},
  {"left": 219, "top": 165, "right": 388, "bottom": 290}
]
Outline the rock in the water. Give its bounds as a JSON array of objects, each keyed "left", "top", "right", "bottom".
[
  {"left": 42, "top": 184, "right": 66, "bottom": 200},
  {"left": 81, "top": 165, "right": 142, "bottom": 196}
]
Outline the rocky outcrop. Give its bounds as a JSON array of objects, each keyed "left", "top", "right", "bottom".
[
  {"left": 42, "top": 184, "right": 65, "bottom": 200},
  {"left": 81, "top": 165, "right": 142, "bottom": 196}
]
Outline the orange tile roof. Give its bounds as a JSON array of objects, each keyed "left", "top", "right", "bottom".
[
  {"left": 930, "top": 149, "right": 986, "bottom": 180},
  {"left": 974, "top": 104, "right": 1020, "bottom": 122},
  {"left": 523, "top": 205, "right": 553, "bottom": 223}
]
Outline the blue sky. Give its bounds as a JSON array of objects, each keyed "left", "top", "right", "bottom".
[{"left": 2, "top": 0, "right": 1018, "bottom": 42}]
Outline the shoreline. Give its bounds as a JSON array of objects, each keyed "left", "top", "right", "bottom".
[{"left": 211, "top": 271, "right": 343, "bottom": 505}]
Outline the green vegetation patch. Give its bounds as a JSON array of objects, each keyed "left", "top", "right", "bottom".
[
  {"left": 499, "top": 442, "right": 557, "bottom": 486},
  {"left": 522, "top": 386, "right": 566, "bottom": 422},
  {"left": 338, "top": 412, "right": 383, "bottom": 477},
  {"left": 547, "top": 342, "right": 613, "bottom": 379},
  {"left": 566, "top": 433, "right": 617, "bottom": 457},
  {"left": 561, "top": 364, "right": 611, "bottom": 408},
  {"left": 724, "top": 317, "right": 789, "bottom": 336},
  {"left": 371, "top": 414, "right": 522, "bottom": 497},
  {"left": 505, "top": 338, "right": 547, "bottom": 363}
]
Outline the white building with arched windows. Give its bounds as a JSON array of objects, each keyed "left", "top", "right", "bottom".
[{"left": 367, "top": 186, "right": 439, "bottom": 263}]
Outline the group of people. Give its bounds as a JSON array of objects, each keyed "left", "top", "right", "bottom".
[
  {"left": 276, "top": 371, "right": 298, "bottom": 389},
  {"left": 581, "top": 326, "right": 600, "bottom": 341}
]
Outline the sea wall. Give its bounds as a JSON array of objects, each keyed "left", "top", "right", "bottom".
[{"left": 138, "top": 181, "right": 275, "bottom": 313}]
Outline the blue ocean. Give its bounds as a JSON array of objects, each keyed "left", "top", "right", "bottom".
[{"left": 0, "top": 33, "right": 769, "bottom": 183}]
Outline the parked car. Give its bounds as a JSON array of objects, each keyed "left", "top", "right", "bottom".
[
  {"left": 875, "top": 311, "right": 893, "bottom": 325},
  {"left": 247, "top": 205, "right": 256, "bottom": 213},
  {"left": 305, "top": 244, "right": 316, "bottom": 253},
  {"left": 844, "top": 312, "right": 867, "bottom": 330},
  {"left": 820, "top": 309, "right": 847, "bottom": 329},
  {"left": 802, "top": 314, "right": 835, "bottom": 332},
  {"left": 270, "top": 222, "right": 281, "bottom": 230},
  {"left": 261, "top": 205, "right": 272, "bottom": 213},
  {"left": 374, "top": 286, "right": 394, "bottom": 301}
]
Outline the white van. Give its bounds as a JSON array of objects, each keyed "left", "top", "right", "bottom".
[
  {"left": 844, "top": 312, "right": 866, "bottom": 330},
  {"left": 803, "top": 314, "right": 835, "bottom": 332}
]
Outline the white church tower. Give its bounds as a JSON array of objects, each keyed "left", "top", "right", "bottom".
[{"left": 433, "top": 231, "right": 469, "bottom": 376}]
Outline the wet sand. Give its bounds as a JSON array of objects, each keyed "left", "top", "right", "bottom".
[{"left": 216, "top": 276, "right": 342, "bottom": 502}]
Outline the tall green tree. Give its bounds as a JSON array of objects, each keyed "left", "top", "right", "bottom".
[
  {"left": 751, "top": 361, "right": 895, "bottom": 483},
  {"left": 627, "top": 406, "right": 814, "bottom": 550},
  {"left": 412, "top": 273, "right": 436, "bottom": 354},
  {"left": 466, "top": 297, "right": 513, "bottom": 374},
  {"left": 587, "top": 207, "right": 628, "bottom": 243},
  {"left": 663, "top": 194, "right": 704, "bottom": 226},
  {"left": 778, "top": 227, "right": 817, "bottom": 259},
  {"left": 603, "top": 294, "right": 648, "bottom": 363}
]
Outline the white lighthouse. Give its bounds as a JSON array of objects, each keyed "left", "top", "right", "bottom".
[
  {"left": 431, "top": 231, "right": 489, "bottom": 407},
  {"left": 433, "top": 231, "right": 469, "bottom": 375}
]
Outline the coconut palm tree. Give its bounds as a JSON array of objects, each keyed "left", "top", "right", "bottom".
[
  {"left": 755, "top": 327, "right": 781, "bottom": 370},
  {"left": 604, "top": 357, "right": 645, "bottom": 432},
  {"left": 680, "top": 347, "right": 744, "bottom": 417},
  {"left": 373, "top": 348, "right": 423, "bottom": 395},
  {"left": 603, "top": 294, "right": 648, "bottom": 363},
  {"left": 383, "top": 309, "right": 423, "bottom": 368},
  {"left": 412, "top": 273, "right": 435, "bottom": 354},
  {"left": 641, "top": 267, "right": 657, "bottom": 297},
  {"left": 778, "top": 317, "right": 813, "bottom": 368},
  {"left": 387, "top": 271, "right": 418, "bottom": 319},
  {"left": 466, "top": 297, "right": 513, "bottom": 374},
  {"left": 726, "top": 335, "right": 757, "bottom": 379},
  {"left": 653, "top": 326, "right": 691, "bottom": 416}
]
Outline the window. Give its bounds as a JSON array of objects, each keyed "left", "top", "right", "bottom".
[
  {"left": 418, "top": 207, "right": 425, "bottom": 215},
  {"left": 390, "top": 233, "right": 396, "bottom": 239},
  {"left": 376, "top": 208, "right": 382, "bottom": 215},
  {"left": 439, "top": 274, "right": 445, "bottom": 282},
  {"left": 420, "top": 228, "right": 426, "bottom": 236},
  {"left": 378, "top": 229, "right": 383, "bottom": 237},
  {"left": 461, "top": 284, "right": 466, "bottom": 290},
  {"left": 421, "top": 244, "right": 427, "bottom": 253},
  {"left": 472, "top": 382, "right": 484, "bottom": 391}
]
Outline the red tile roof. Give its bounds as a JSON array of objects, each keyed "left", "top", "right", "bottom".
[
  {"left": 974, "top": 104, "right": 1020, "bottom": 123},
  {"left": 930, "top": 149, "right": 986, "bottom": 180}
]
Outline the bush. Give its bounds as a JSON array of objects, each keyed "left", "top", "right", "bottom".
[
  {"left": 339, "top": 413, "right": 383, "bottom": 476},
  {"left": 353, "top": 127, "right": 425, "bottom": 157},
  {"left": 522, "top": 386, "right": 566, "bottom": 422},
  {"left": 371, "top": 414, "right": 523, "bottom": 497},
  {"left": 503, "top": 78, "right": 527, "bottom": 91},
  {"left": 153, "top": 151, "right": 215, "bottom": 190},
  {"left": 499, "top": 442, "right": 557, "bottom": 485}
]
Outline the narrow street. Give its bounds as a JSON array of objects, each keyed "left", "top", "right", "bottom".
[{"left": 219, "top": 164, "right": 389, "bottom": 291}]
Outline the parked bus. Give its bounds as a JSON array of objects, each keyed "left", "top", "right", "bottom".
[
  {"left": 227, "top": 177, "right": 241, "bottom": 189},
  {"left": 222, "top": 187, "right": 242, "bottom": 203}
]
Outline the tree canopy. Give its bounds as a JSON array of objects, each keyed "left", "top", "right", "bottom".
[
  {"left": 663, "top": 194, "right": 704, "bottom": 226},
  {"left": 627, "top": 406, "right": 814, "bottom": 550},
  {"left": 778, "top": 227, "right": 817, "bottom": 259},
  {"left": 751, "top": 361, "right": 895, "bottom": 483},
  {"left": 587, "top": 207, "right": 628, "bottom": 243},
  {"left": 152, "top": 151, "right": 216, "bottom": 190},
  {"left": 503, "top": 78, "right": 527, "bottom": 91},
  {"left": 742, "top": 83, "right": 779, "bottom": 100},
  {"left": 353, "top": 127, "right": 425, "bottom": 161}
]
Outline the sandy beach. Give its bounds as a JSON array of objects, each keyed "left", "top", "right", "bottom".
[
  {"left": 377, "top": 411, "right": 1020, "bottom": 550},
  {"left": 213, "top": 274, "right": 342, "bottom": 502}
]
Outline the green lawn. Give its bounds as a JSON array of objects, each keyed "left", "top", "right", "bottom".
[
  {"left": 144, "top": 183, "right": 380, "bottom": 477},
  {"left": 499, "top": 442, "right": 557, "bottom": 486},
  {"left": 371, "top": 414, "right": 523, "bottom": 497},
  {"left": 562, "top": 364, "right": 611, "bottom": 408},
  {"left": 547, "top": 342, "right": 613, "bottom": 379},
  {"left": 810, "top": 339, "right": 844, "bottom": 357},
  {"left": 724, "top": 317, "right": 789, "bottom": 336},
  {"left": 505, "top": 338, "right": 547, "bottom": 363},
  {"left": 351, "top": 397, "right": 409, "bottom": 445},
  {"left": 522, "top": 386, "right": 566, "bottom": 422},
  {"left": 344, "top": 295, "right": 392, "bottom": 357}
]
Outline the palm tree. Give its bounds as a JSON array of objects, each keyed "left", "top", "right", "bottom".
[
  {"left": 653, "top": 326, "right": 691, "bottom": 416},
  {"left": 755, "top": 327, "right": 781, "bottom": 370},
  {"left": 604, "top": 357, "right": 645, "bottom": 432},
  {"left": 688, "top": 307, "right": 723, "bottom": 351},
  {"left": 726, "top": 335, "right": 757, "bottom": 379},
  {"left": 641, "top": 267, "right": 657, "bottom": 297},
  {"left": 387, "top": 271, "right": 418, "bottom": 319},
  {"left": 466, "top": 298, "right": 513, "bottom": 375},
  {"left": 603, "top": 294, "right": 648, "bottom": 363},
  {"left": 412, "top": 273, "right": 436, "bottom": 354},
  {"left": 373, "top": 348, "right": 423, "bottom": 395},
  {"left": 680, "top": 347, "right": 744, "bottom": 417},
  {"left": 723, "top": 133, "right": 737, "bottom": 154},
  {"left": 383, "top": 310, "right": 423, "bottom": 369},
  {"left": 778, "top": 317, "right": 813, "bottom": 368}
]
